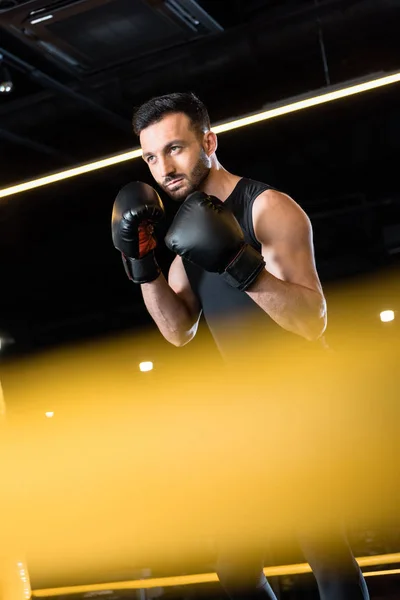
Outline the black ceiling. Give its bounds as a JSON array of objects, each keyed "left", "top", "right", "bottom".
[{"left": 0, "top": 0, "right": 399, "bottom": 357}]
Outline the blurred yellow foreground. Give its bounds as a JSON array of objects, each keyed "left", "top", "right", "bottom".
[{"left": 0, "top": 273, "right": 399, "bottom": 590}]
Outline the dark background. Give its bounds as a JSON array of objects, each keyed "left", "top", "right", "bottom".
[
  {"left": 0, "top": 0, "right": 399, "bottom": 359},
  {"left": 0, "top": 1, "right": 399, "bottom": 598}
]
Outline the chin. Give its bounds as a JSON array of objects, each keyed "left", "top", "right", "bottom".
[
  {"left": 171, "top": 192, "right": 189, "bottom": 202},
  {"left": 168, "top": 185, "right": 192, "bottom": 203}
]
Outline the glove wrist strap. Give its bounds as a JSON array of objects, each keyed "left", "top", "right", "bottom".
[
  {"left": 122, "top": 250, "right": 161, "bottom": 284},
  {"left": 221, "top": 244, "right": 265, "bottom": 291}
]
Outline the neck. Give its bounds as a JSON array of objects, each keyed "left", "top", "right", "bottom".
[{"left": 198, "top": 159, "right": 242, "bottom": 202}]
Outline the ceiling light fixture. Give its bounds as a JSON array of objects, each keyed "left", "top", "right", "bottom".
[
  {"left": 0, "top": 54, "right": 14, "bottom": 95},
  {"left": 30, "top": 14, "right": 54, "bottom": 24}
]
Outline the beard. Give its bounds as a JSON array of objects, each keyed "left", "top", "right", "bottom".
[{"left": 161, "top": 149, "right": 211, "bottom": 202}]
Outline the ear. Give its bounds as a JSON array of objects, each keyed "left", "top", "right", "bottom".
[{"left": 203, "top": 130, "right": 218, "bottom": 157}]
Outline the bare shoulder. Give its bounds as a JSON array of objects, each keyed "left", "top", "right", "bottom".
[
  {"left": 251, "top": 188, "right": 323, "bottom": 294},
  {"left": 252, "top": 188, "right": 312, "bottom": 244}
]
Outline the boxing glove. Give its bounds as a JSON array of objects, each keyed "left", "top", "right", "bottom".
[
  {"left": 165, "top": 192, "right": 265, "bottom": 291},
  {"left": 112, "top": 181, "right": 165, "bottom": 284}
]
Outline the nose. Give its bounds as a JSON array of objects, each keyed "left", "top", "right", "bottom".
[{"left": 158, "top": 155, "right": 175, "bottom": 180}]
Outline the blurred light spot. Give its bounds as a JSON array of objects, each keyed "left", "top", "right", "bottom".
[
  {"left": 0, "top": 83, "right": 13, "bottom": 94},
  {"left": 45, "top": 411, "right": 54, "bottom": 418},
  {"left": 139, "top": 361, "right": 153, "bottom": 372},
  {"left": 380, "top": 310, "right": 395, "bottom": 322}
]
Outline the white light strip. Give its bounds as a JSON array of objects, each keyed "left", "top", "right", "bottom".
[
  {"left": 1, "top": 70, "right": 400, "bottom": 199},
  {"left": 363, "top": 567, "right": 400, "bottom": 577},
  {"left": 0, "top": 149, "right": 142, "bottom": 199},
  {"left": 30, "top": 14, "right": 54, "bottom": 24},
  {"left": 212, "top": 71, "right": 400, "bottom": 134}
]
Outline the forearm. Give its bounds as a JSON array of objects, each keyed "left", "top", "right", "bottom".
[
  {"left": 246, "top": 270, "right": 327, "bottom": 341},
  {"left": 141, "top": 274, "right": 197, "bottom": 346}
]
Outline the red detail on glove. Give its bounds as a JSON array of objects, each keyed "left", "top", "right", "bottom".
[{"left": 138, "top": 222, "right": 157, "bottom": 257}]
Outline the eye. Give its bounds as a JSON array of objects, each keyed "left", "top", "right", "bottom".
[
  {"left": 170, "top": 145, "right": 181, "bottom": 154},
  {"left": 146, "top": 155, "right": 156, "bottom": 164}
]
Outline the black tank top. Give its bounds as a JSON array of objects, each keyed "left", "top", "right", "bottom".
[{"left": 183, "top": 177, "right": 308, "bottom": 361}]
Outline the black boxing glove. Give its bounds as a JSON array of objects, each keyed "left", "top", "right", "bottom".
[
  {"left": 165, "top": 192, "right": 265, "bottom": 291},
  {"left": 112, "top": 181, "right": 165, "bottom": 284}
]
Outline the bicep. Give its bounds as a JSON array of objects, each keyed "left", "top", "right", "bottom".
[
  {"left": 254, "top": 192, "right": 323, "bottom": 294},
  {"left": 262, "top": 237, "right": 323, "bottom": 294},
  {"left": 168, "top": 256, "right": 201, "bottom": 322}
]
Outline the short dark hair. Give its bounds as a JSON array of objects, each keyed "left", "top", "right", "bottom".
[{"left": 132, "top": 92, "right": 211, "bottom": 138}]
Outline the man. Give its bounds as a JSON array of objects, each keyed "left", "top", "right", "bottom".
[{"left": 111, "top": 92, "right": 369, "bottom": 599}]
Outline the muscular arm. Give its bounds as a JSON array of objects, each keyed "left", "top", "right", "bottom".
[
  {"left": 141, "top": 256, "right": 201, "bottom": 346},
  {"left": 246, "top": 190, "right": 327, "bottom": 341}
]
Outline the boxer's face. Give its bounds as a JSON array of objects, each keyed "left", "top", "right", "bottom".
[{"left": 140, "top": 112, "right": 213, "bottom": 201}]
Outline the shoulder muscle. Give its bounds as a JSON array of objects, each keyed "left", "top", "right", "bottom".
[{"left": 252, "top": 189, "right": 323, "bottom": 294}]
